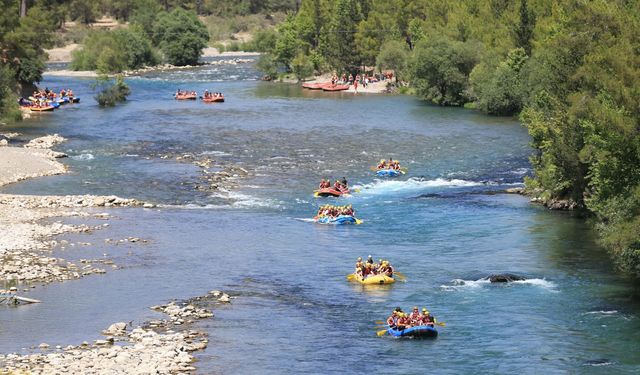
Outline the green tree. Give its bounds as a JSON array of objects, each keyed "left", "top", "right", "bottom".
[
  {"left": 273, "top": 16, "right": 301, "bottom": 69},
  {"left": 514, "top": 0, "right": 535, "bottom": 55},
  {"left": 319, "top": 0, "right": 363, "bottom": 72},
  {"left": 291, "top": 52, "right": 314, "bottom": 81},
  {"left": 409, "top": 38, "right": 479, "bottom": 105},
  {"left": 376, "top": 40, "right": 408, "bottom": 82},
  {"left": 255, "top": 53, "right": 279, "bottom": 80},
  {"left": 472, "top": 47, "right": 528, "bottom": 115},
  {"left": 153, "top": 8, "right": 209, "bottom": 65}
]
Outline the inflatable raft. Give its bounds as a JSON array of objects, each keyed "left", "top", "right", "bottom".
[
  {"left": 314, "top": 187, "right": 349, "bottom": 197},
  {"left": 387, "top": 325, "right": 438, "bottom": 338},
  {"left": 302, "top": 82, "right": 330, "bottom": 90},
  {"left": 203, "top": 97, "right": 224, "bottom": 103},
  {"left": 29, "top": 105, "right": 55, "bottom": 112},
  {"left": 376, "top": 169, "right": 403, "bottom": 177},
  {"left": 314, "top": 215, "right": 361, "bottom": 225},
  {"left": 175, "top": 94, "right": 197, "bottom": 100},
  {"left": 322, "top": 84, "right": 349, "bottom": 92},
  {"left": 351, "top": 274, "right": 395, "bottom": 285}
]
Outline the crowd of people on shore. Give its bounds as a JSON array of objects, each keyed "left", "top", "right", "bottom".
[
  {"left": 318, "top": 177, "right": 349, "bottom": 192},
  {"left": 377, "top": 158, "right": 402, "bottom": 170},
  {"left": 354, "top": 255, "right": 394, "bottom": 279},
  {"left": 316, "top": 204, "right": 355, "bottom": 218},
  {"left": 387, "top": 306, "right": 436, "bottom": 330}
]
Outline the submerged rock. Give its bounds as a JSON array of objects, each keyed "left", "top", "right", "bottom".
[{"left": 486, "top": 273, "right": 526, "bottom": 283}]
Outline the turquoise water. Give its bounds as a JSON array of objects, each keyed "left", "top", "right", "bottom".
[{"left": 1, "top": 59, "right": 640, "bottom": 373}]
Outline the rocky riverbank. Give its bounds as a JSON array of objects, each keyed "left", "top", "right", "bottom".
[
  {"left": 505, "top": 187, "right": 580, "bottom": 211},
  {"left": 0, "top": 291, "right": 231, "bottom": 374},
  {"left": 0, "top": 134, "right": 153, "bottom": 286}
]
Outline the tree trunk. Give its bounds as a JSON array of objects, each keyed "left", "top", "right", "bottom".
[{"left": 20, "top": 0, "right": 27, "bottom": 17}]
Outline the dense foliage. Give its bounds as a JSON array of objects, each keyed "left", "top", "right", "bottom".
[
  {"left": 153, "top": 8, "right": 209, "bottom": 66},
  {"left": 259, "top": 0, "right": 640, "bottom": 278},
  {"left": 70, "top": 26, "right": 158, "bottom": 73}
]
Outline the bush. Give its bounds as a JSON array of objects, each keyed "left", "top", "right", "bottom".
[
  {"left": 71, "top": 27, "right": 157, "bottom": 73},
  {"left": 472, "top": 48, "right": 528, "bottom": 115},
  {"left": 94, "top": 75, "right": 131, "bottom": 107},
  {"left": 153, "top": 8, "right": 209, "bottom": 66},
  {"left": 256, "top": 53, "right": 279, "bottom": 80},
  {"left": 376, "top": 40, "right": 408, "bottom": 82}
]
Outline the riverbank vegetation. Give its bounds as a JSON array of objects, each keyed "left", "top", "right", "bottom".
[
  {"left": 94, "top": 75, "right": 130, "bottom": 106},
  {"left": 259, "top": 0, "right": 640, "bottom": 278}
]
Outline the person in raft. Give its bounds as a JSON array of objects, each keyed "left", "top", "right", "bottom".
[
  {"left": 386, "top": 307, "right": 436, "bottom": 330},
  {"left": 354, "top": 257, "right": 394, "bottom": 279},
  {"left": 316, "top": 204, "right": 355, "bottom": 219},
  {"left": 203, "top": 91, "right": 224, "bottom": 99},
  {"left": 377, "top": 158, "right": 401, "bottom": 170},
  {"left": 318, "top": 178, "right": 348, "bottom": 191}
]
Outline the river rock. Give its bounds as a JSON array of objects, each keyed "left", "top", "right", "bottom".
[
  {"left": 486, "top": 273, "right": 526, "bottom": 283},
  {"left": 103, "top": 322, "right": 127, "bottom": 336}
]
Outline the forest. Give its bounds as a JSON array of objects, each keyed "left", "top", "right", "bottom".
[{"left": 1, "top": 0, "right": 640, "bottom": 278}]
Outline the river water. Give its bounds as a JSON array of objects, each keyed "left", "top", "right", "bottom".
[{"left": 1, "top": 58, "right": 640, "bottom": 374}]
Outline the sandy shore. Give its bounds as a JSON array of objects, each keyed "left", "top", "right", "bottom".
[{"left": 201, "top": 47, "right": 261, "bottom": 57}]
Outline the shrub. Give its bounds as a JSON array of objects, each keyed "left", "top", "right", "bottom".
[{"left": 94, "top": 75, "right": 131, "bottom": 106}]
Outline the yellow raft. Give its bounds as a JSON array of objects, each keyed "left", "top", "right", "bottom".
[{"left": 350, "top": 274, "right": 395, "bottom": 285}]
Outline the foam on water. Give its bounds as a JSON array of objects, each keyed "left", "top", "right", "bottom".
[
  {"left": 70, "top": 153, "right": 95, "bottom": 161},
  {"left": 210, "top": 190, "right": 283, "bottom": 209},
  {"left": 354, "top": 177, "right": 484, "bottom": 196},
  {"left": 441, "top": 278, "right": 556, "bottom": 291}
]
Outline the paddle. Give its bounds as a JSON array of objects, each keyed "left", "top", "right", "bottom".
[
  {"left": 346, "top": 274, "right": 356, "bottom": 281},
  {"left": 393, "top": 272, "right": 407, "bottom": 281},
  {"left": 355, "top": 218, "right": 363, "bottom": 225},
  {"left": 376, "top": 329, "right": 388, "bottom": 337},
  {"left": 436, "top": 322, "right": 446, "bottom": 327}
]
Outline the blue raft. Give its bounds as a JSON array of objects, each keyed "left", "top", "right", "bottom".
[
  {"left": 376, "top": 169, "right": 403, "bottom": 177},
  {"left": 314, "top": 215, "right": 360, "bottom": 225},
  {"left": 388, "top": 325, "right": 438, "bottom": 338}
]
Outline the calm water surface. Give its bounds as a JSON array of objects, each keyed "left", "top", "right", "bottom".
[{"left": 1, "top": 58, "right": 639, "bottom": 374}]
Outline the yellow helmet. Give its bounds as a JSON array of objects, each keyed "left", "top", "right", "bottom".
[
  {"left": 422, "top": 308, "right": 428, "bottom": 313},
  {"left": 357, "top": 257, "right": 362, "bottom": 261}
]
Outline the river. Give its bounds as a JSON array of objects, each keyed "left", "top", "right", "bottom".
[{"left": 1, "top": 57, "right": 640, "bottom": 374}]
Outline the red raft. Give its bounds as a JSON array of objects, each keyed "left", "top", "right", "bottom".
[
  {"left": 322, "top": 84, "right": 349, "bottom": 92},
  {"left": 302, "top": 82, "right": 331, "bottom": 90},
  {"left": 314, "top": 188, "right": 350, "bottom": 197}
]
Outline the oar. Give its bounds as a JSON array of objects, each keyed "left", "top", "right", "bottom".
[
  {"left": 346, "top": 274, "right": 356, "bottom": 281},
  {"left": 393, "top": 272, "right": 407, "bottom": 281},
  {"left": 376, "top": 329, "right": 389, "bottom": 337},
  {"left": 436, "top": 322, "right": 446, "bottom": 327},
  {"left": 355, "top": 218, "right": 363, "bottom": 225}
]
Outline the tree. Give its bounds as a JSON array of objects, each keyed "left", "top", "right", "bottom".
[
  {"left": 409, "top": 38, "right": 479, "bottom": 105},
  {"left": 319, "top": 0, "right": 363, "bottom": 72},
  {"left": 472, "top": 47, "right": 528, "bottom": 115},
  {"left": 256, "top": 53, "right": 279, "bottom": 80},
  {"left": 273, "top": 16, "right": 301, "bottom": 69},
  {"left": 291, "top": 52, "right": 314, "bottom": 81},
  {"left": 514, "top": 0, "right": 535, "bottom": 55},
  {"left": 153, "top": 8, "right": 209, "bottom": 65},
  {"left": 376, "top": 40, "right": 408, "bottom": 82}
]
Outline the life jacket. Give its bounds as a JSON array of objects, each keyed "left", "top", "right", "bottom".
[{"left": 386, "top": 316, "right": 395, "bottom": 326}]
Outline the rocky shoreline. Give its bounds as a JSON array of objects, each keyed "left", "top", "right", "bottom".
[
  {"left": 504, "top": 187, "right": 580, "bottom": 211},
  {"left": 0, "top": 291, "right": 231, "bottom": 374}
]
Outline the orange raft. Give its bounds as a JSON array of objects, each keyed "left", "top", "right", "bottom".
[
  {"left": 175, "top": 94, "right": 197, "bottom": 100},
  {"left": 202, "top": 96, "right": 224, "bottom": 103}
]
